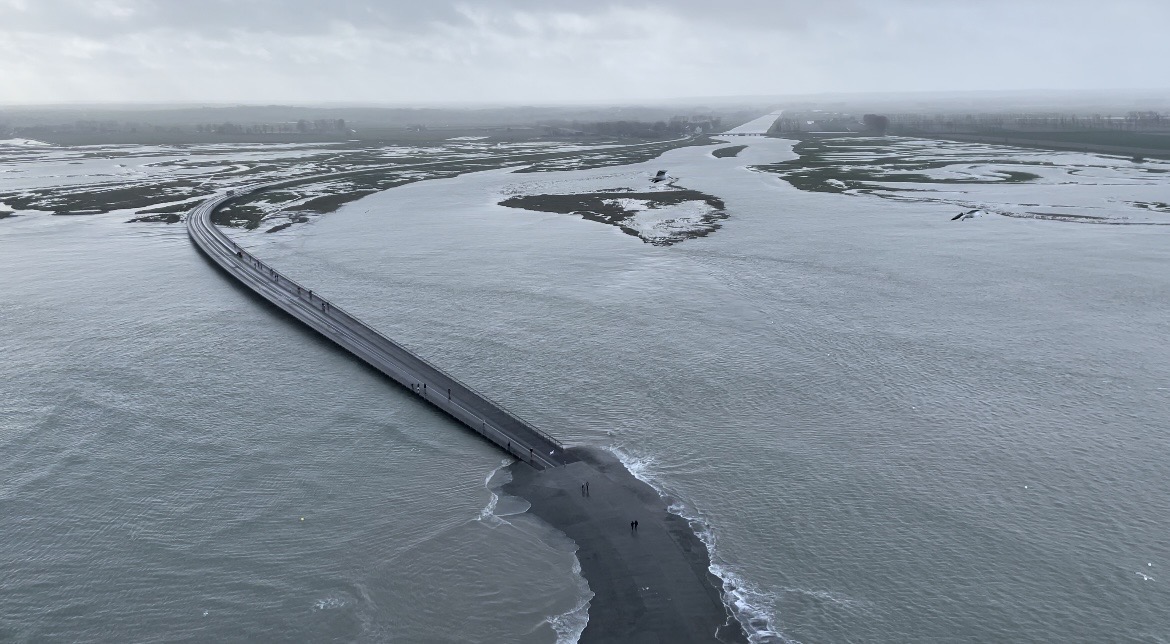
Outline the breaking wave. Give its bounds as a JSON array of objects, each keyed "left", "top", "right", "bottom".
[
  {"left": 545, "top": 555, "right": 593, "bottom": 644},
  {"left": 479, "top": 458, "right": 593, "bottom": 643},
  {"left": 608, "top": 445, "right": 790, "bottom": 644},
  {"left": 477, "top": 458, "right": 514, "bottom": 526}
]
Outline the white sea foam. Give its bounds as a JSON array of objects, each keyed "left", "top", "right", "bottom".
[
  {"left": 312, "top": 593, "right": 350, "bottom": 610},
  {"left": 477, "top": 458, "right": 514, "bottom": 526},
  {"left": 601, "top": 197, "right": 652, "bottom": 212},
  {"left": 546, "top": 554, "right": 593, "bottom": 644},
  {"left": 624, "top": 199, "right": 717, "bottom": 243},
  {"left": 0, "top": 200, "right": 55, "bottom": 217},
  {"left": 478, "top": 459, "right": 593, "bottom": 643},
  {"left": 607, "top": 446, "right": 788, "bottom": 644},
  {"left": 0, "top": 138, "right": 51, "bottom": 147},
  {"left": 702, "top": 535, "right": 790, "bottom": 643}
]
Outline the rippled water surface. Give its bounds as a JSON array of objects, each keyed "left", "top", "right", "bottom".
[{"left": 3, "top": 137, "right": 1170, "bottom": 643}]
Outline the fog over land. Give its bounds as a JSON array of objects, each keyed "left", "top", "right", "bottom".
[{"left": 1, "top": 0, "right": 1168, "bottom": 105}]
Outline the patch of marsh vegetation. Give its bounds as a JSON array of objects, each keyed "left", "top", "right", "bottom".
[
  {"left": 755, "top": 135, "right": 1170, "bottom": 225},
  {"left": 712, "top": 145, "right": 747, "bottom": 158},
  {"left": 1, "top": 136, "right": 702, "bottom": 231},
  {"left": 1129, "top": 201, "right": 1170, "bottom": 213},
  {"left": 499, "top": 188, "right": 727, "bottom": 245},
  {"left": 514, "top": 137, "right": 710, "bottom": 173},
  {"left": 756, "top": 137, "right": 1046, "bottom": 195}
]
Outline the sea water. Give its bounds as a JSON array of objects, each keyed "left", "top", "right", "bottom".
[{"left": 3, "top": 137, "right": 1169, "bottom": 642}]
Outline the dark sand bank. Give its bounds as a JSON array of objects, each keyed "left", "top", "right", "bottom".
[
  {"left": 504, "top": 447, "right": 745, "bottom": 643},
  {"left": 126, "top": 212, "right": 181, "bottom": 224},
  {"left": 712, "top": 145, "right": 747, "bottom": 159},
  {"left": 264, "top": 216, "right": 308, "bottom": 233}
]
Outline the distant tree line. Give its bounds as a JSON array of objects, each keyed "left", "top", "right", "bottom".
[
  {"left": 862, "top": 114, "right": 889, "bottom": 133},
  {"left": 8, "top": 117, "right": 353, "bottom": 137},
  {"left": 771, "top": 115, "right": 863, "bottom": 133},
  {"left": 769, "top": 110, "right": 1170, "bottom": 136},
  {"left": 889, "top": 111, "right": 1170, "bottom": 133},
  {"left": 543, "top": 116, "right": 722, "bottom": 138},
  {"left": 9, "top": 120, "right": 184, "bottom": 135},
  {"left": 195, "top": 118, "right": 348, "bottom": 135}
]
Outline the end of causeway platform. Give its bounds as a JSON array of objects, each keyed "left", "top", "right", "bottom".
[{"left": 505, "top": 447, "right": 746, "bottom": 643}]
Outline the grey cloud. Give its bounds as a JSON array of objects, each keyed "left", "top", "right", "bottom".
[
  {"left": 1, "top": 0, "right": 1167, "bottom": 104},
  {"left": 2, "top": 0, "right": 871, "bottom": 37}
]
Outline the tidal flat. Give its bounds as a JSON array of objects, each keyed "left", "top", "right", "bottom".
[
  {"left": 0, "top": 136, "right": 707, "bottom": 233},
  {"left": 498, "top": 189, "right": 727, "bottom": 246},
  {"left": 757, "top": 136, "right": 1170, "bottom": 224}
]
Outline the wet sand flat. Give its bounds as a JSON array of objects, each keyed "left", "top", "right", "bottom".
[{"left": 505, "top": 448, "right": 745, "bottom": 643}]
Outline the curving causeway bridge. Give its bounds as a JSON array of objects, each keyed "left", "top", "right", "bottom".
[
  {"left": 186, "top": 182, "right": 569, "bottom": 470},
  {"left": 185, "top": 146, "right": 748, "bottom": 643}
]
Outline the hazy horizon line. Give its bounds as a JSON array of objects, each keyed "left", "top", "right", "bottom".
[{"left": 3, "top": 88, "right": 1169, "bottom": 112}]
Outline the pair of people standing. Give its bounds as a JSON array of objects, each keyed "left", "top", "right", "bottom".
[
  {"left": 580, "top": 481, "right": 590, "bottom": 497},
  {"left": 630, "top": 520, "right": 639, "bottom": 531}
]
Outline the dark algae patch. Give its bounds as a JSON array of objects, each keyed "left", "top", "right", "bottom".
[
  {"left": 712, "top": 145, "right": 747, "bottom": 158},
  {"left": 514, "top": 137, "right": 708, "bottom": 173},
  {"left": 1131, "top": 201, "right": 1170, "bottom": 213},
  {"left": 2, "top": 180, "right": 212, "bottom": 216},
  {"left": 127, "top": 212, "right": 182, "bottom": 224},
  {"left": 284, "top": 190, "right": 379, "bottom": 215},
  {"left": 499, "top": 188, "right": 728, "bottom": 246},
  {"left": 212, "top": 203, "right": 267, "bottom": 229},
  {"left": 265, "top": 216, "right": 308, "bottom": 233},
  {"left": 125, "top": 197, "right": 207, "bottom": 223}
]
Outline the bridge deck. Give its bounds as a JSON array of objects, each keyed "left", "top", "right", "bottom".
[{"left": 187, "top": 189, "right": 569, "bottom": 470}]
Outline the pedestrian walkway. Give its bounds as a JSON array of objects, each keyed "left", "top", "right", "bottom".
[{"left": 187, "top": 187, "right": 569, "bottom": 469}]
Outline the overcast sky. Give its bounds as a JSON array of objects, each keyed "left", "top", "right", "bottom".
[{"left": 1, "top": 0, "right": 1167, "bottom": 105}]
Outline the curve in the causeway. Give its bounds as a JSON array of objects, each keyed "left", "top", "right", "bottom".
[
  {"left": 187, "top": 183, "right": 570, "bottom": 470},
  {"left": 186, "top": 145, "right": 748, "bottom": 642}
]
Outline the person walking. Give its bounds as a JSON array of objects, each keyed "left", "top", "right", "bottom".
[
  {"left": 634, "top": 520, "right": 639, "bottom": 531},
  {"left": 585, "top": 481, "right": 590, "bottom": 496}
]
